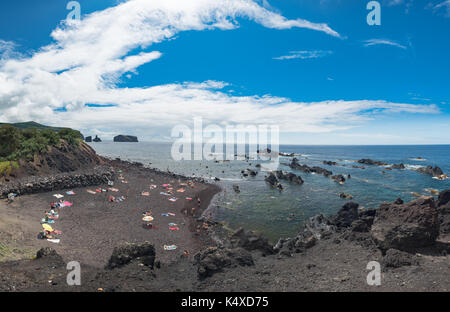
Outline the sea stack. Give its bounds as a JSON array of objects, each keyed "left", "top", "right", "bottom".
[
  {"left": 114, "top": 135, "right": 138, "bottom": 142},
  {"left": 93, "top": 135, "right": 102, "bottom": 142}
]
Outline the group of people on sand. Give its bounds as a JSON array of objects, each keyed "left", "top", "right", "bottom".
[{"left": 38, "top": 201, "right": 64, "bottom": 241}]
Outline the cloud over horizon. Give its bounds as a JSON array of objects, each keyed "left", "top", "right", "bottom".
[{"left": 0, "top": 0, "right": 441, "bottom": 141}]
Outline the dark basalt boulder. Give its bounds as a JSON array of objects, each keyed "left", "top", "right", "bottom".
[
  {"left": 84, "top": 136, "right": 92, "bottom": 142},
  {"left": 264, "top": 172, "right": 283, "bottom": 190},
  {"left": 232, "top": 184, "right": 240, "bottom": 193},
  {"left": 274, "top": 171, "right": 304, "bottom": 184},
  {"left": 230, "top": 228, "right": 274, "bottom": 255},
  {"left": 195, "top": 247, "right": 254, "bottom": 279},
  {"left": 113, "top": 135, "right": 138, "bottom": 142},
  {"left": 35, "top": 248, "right": 64, "bottom": 266},
  {"left": 92, "top": 135, "right": 102, "bottom": 142},
  {"left": 416, "top": 165, "right": 444, "bottom": 177},
  {"left": 391, "top": 163, "right": 406, "bottom": 170},
  {"left": 331, "top": 174, "right": 346, "bottom": 183},
  {"left": 381, "top": 249, "right": 420, "bottom": 268},
  {"left": 437, "top": 190, "right": 450, "bottom": 207},
  {"left": 329, "top": 202, "right": 359, "bottom": 228},
  {"left": 246, "top": 169, "right": 257, "bottom": 177},
  {"left": 106, "top": 242, "right": 155, "bottom": 269},
  {"left": 371, "top": 196, "right": 440, "bottom": 252},
  {"left": 357, "top": 159, "right": 387, "bottom": 166},
  {"left": 394, "top": 198, "right": 404, "bottom": 205},
  {"left": 323, "top": 160, "right": 338, "bottom": 166}
]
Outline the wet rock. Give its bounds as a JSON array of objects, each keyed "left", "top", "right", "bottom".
[
  {"left": 331, "top": 174, "right": 346, "bottom": 183},
  {"left": 274, "top": 171, "right": 304, "bottom": 184},
  {"left": 391, "top": 164, "right": 406, "bottom": 170},
  {"left": 289, "top": 159, "right": 332, "bottom": 177},
  {"left": 340, "top": 193, "right": 353, "bottom": 199},
  {"left": 382, "top": 249, "right": 420, "bottom": 268},
  {"left": 357, "top": 159, "right": 387, "bottom": 166},
  {"left": 329, "top": 202, "right": 359, "bottom": 228},
  {"left": 195, "top": 247, "right": 254, "bottom": 279},
  {"left": 394, "top": 198, "right": 404, "bottom": 205},
  {"left": 230, "top": 228, "right": 274, "bottom": 255},
  {"left": 106, "top": 242, "right": 155, "bottom": 269},
  {"left": 264, "top": 172, "right": 283, "bottom": 190},
  {"left": 416, "top": 166, "right": 444, "bottom": 178},
  {"left": 304, "top": 214, "right": 336, "bottom": 239},
  {"left": 323, "top": 161, "right": 338, "bottom": 166},
  {"left": 371, "top": 196, "right": 440, "bottom": 252},
  {"left": 232, "top": 184, "right": 240, "bottom": 193}
]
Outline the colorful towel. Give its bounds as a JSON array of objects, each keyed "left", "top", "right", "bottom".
[
  {"left": 164, "top": 245, "right": 177, "bottom": 251},
  {"left": 53, "top": 194, "right": 64, "bottom": 199},
  {"left": 66, "top": 191, "right": 75, "bottom": 195},
  {"left": 168, "top": 197, "right": 178, "bottom": 202}
]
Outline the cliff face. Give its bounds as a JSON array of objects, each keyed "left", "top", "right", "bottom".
[
  {"left": 0, "top": 141, "right": 104, "bottom": 183},
  {"left": 114, "top": 135, "right": 138, "bottom": 142}
]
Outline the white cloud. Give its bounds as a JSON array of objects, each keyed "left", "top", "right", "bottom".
[
  {"left": 433, "top": 0, "right": 450, "bottom": 17},
  {"left": 0, "top": 0, "right": 440, "bottom": 141},
  {"left": 363, "top": 39, "right": 408, "bottom": 49},
  {"left": 273, "top": 50, "right": 333, "bottom": 60}
]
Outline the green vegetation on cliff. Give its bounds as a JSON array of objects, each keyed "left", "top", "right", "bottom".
[{"left": 0, "top": 122, "right": 83, "bottom": 161}]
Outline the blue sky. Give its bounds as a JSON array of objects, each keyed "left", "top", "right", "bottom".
[{"left": 0, "top": 0, "right": 449, "bottom": 144}]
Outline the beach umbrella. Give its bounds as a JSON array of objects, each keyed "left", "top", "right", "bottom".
[
  {"left": 142, "top": 216, "right": 154, "bottom": 222},
  {"left": 42, "top": 224, "right": 53, "bottom": 232}
]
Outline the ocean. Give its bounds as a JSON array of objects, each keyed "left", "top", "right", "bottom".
[{"left": 88, "top": 142, "right": 450, "bottom": 241}]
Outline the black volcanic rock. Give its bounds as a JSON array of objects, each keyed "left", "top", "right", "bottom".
[
  {"left": 93, "top": 135, "right": 102, "bottom": 142},
  {"left": 371, "top": 196, "right": 440, "bottom": 251},
  {"left": 357, "top": 159, "right": 387, "bottom": 166},
  {"left": 114, "top": 135, "right": 138, "bottom": 142},
  {"left": 85, "top": 136, "right": 92, "bottom": 142},
  {"left": 416, "top": 165, "right": 444, "bottom": 178}
]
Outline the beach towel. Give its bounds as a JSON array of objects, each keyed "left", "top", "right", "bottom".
[
  {"left": 142, "top": 216, "right": 154, "bottom": 222},
  {"left": 141, "top": 191, "right": 150, "bottom": 196},
  {"left": 66, "top": 191, "right": 75, "bottom": 195},
  {"left": 53, "top": 194, "right": 64, "bottom": 199},
  {"left": 185, "top": 197, "right": 192, "bottom": 200},
  {"left": 108, "top": 188, "right": 119, "bottom": 192},
  {"left": 168, "top": 197, "right": 178, "bottom": 202},
  {"left": 168, "top": 213, "right": 176, "bottom": 216},
  {"left": 61, "top": 201, "right": 73, "bottom": 207},
  {"left": 150, "top": 185, "right": 157, "bottom": 189},
  {"left": 168, "top": 223, "right": 177, "bottom": 227},
  {"left": 161, "top": 213, "right": 169, "bottom": 217},
  {"left": 160, "top": 192, "right": 170, "bottom": 196},
  {"left": 169, "top": 227, "right": 179, "bottom": 231},
  {"left": 176, "top": 188, "right": 185, "bottom": 193},
  {"left": 47, "top": 239, "right": 60, "bottom": 244},
  {"left": 87, "top": 190, "right": 96, "bottom": 194},
  {"left": 164, "top": 245, "right": 177, "bottom": 251},
  {"left": 41, "top": 218, "right": 55, "bottom": 224}
]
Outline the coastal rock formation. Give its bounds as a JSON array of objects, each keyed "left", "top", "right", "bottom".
[
  {"left": 264, "top": 172, "right": 283, "bottom": 190},
  {"left": 437, "top": 189, "right": 450, "bottom": 234},
  {"left": 331, "top": 174, "right": 346, "bottom": 184},
  {"left": 35, "top": 247, "right": 64, "bottom": 264},
  {"left": 93, "top": 135, "right": 102, "bottom": 142},
  {"left": 106, "top": 242, "right": 155, "bottom": 269},
  {"left": 357, "top": 159, "right": 387, "bottom": 166},
  {"left": 232, "top": 184, "right": 240, "bottom": 193},
  {"left": 230, "top": 228, "right": 274, "bottom": 255},
  {"left": 416, "top": 165, "right": 446, "bottom": 179},
  {"left": 113, "top": 135, "right": 138, "bottom": 142},
  {"left": 195, "top": 247, "right": 254, "bottom": 279},
  {"left": 323, "top": 160, "right": 338, "bottom": 166},
  {"left": 289, "top": 158, "right": 332, "bottom": 177},
  {"left": 328, "top": 202, "right": 359, "bottom": 228},
  {"left": 371, "top": 196, "right": 440, "bottom": 251},
  {"left": 85, "top": 136, "right": 92, "bottom": 142},
  {"left": 391, "top": 163, "right": 406, "bottom": 170},
  {"left": 274, "top": 171, "right": 304, "bottom": 184}
]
